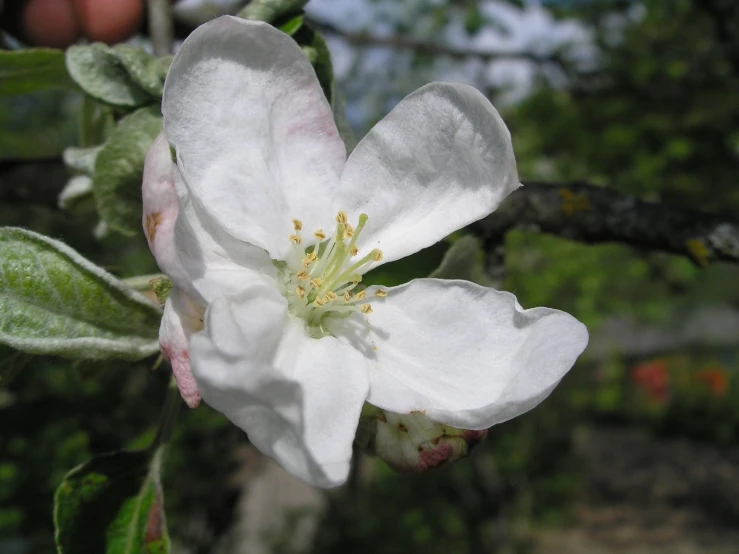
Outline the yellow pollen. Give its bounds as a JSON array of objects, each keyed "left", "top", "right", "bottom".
[
  {"left": 314, "top": 297, "right": 326, "bottom": 307},
  {"left": 302, "top": 252, "right": 317, "bottom": 266},
  {"left": 336, "top": 211, "right": 348, "bottom": 224},
  {"left": 326, "top": 291, "right": 338, "bottom": 302},
  {"left": 356, "top": 290, "right": 367, "bottom": 300},
  {"left": 350, "top": 246, "right": 359, "bottom": 256},
  {"left": 343, "top": 291, "right": 353, "bottom": 302},
  {"left": 361, "top": 304, "right": 373, "bottom": 314},
  {"left": 297, "top": 270, "right": 309, "bottom": 280},
  {"left": 310, "top": 278, "right": 323, "bottom": 289},
  {"left": 372, "top": 249, "right": 383, "bottom": 262},
  {"left": 289, "top": 234, "right": 301, "bottom": 245},
  {"left": 292, "top": 219, "right": 303, "bottom": 231},
  {"left": 375, "top": 289, "right": 388, "bottom": 298},
  {"left": 314, "top": 230, "right": 326, "bottom": 240},
  {"left": 296, "top": 285, "right": 305, "bottom": 299},
  {"left": 344, "top": 223, "right": 355, "bottom": 237}
]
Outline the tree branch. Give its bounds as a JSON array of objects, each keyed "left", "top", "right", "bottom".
[
  {"left": 2, "top": 160, "right": 737, "bottom": 266},
  {"left": 307, "top": 18, "right": 560, "bottom": 65},
  {"left": 147, "top": 0, "right": 175, "bottom": 57},
  {"left": 471, "top": 181, "right": 739, "bottom": 266}
]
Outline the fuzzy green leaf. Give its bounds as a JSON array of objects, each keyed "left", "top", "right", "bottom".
[
  {"left": 113, "top": 45, "right": 165, "bottom": 98},
  {"left": 0, "top": 48, "right": 75, "bottom": 95},
  {"left": 0, "top": 227, "right": 161, "bottom": 360},
  {"left": 66, "top": 44, "right": 152, "bottom": 107},
  {"left": 93, "top": 106, "right": 163, "bottom": 235},
  {"left": 54, "top": 448, "right": 170, "bottom": 554}
]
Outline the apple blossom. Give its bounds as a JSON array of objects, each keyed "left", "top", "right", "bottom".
[{"left": 142, "top": 16, "right": 588, "bottom": 488}]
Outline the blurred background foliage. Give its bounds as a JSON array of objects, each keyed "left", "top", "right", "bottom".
[{"left": 2, "top": 0, "right": 739, "bottom": 553}]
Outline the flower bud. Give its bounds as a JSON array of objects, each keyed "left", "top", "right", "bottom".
[{"left": 355, "top": 405, "right": 487, "bottom": 473}]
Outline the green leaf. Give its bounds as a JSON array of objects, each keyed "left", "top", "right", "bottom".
[
  {"left": 297, "top": 27, "right": 334, "bottom": 104},
  {"left": 113, "top": 45, "right": 165, "bottom": 98},
  {"left": 93, "top": 106, "right": 163, "bottom": 235},
  {"left": 0, "top": 49, "right": 75, "bottom": 95},
  {"left": 64, "top": 145, "right": 104, "bottom": 174},
  {"left": 66, "top": 44, "right": 153, "bottom": 108},
  {"left": 429, "top": 235, "right": 494, "bottom": 286},
  {"left": 54, "top": 448, "right": 171, "bottom": 554},
  {"left": 0, "top": 227, "right": 161, "bottom": 361},
  {"left": 237, "top": 0, "right": 308, "bottom": 22},
  {"left": 58, "top": 175, "right": 94, "bottom": 211},
  {"left": 279, "top": 15, "right": 304, "bottom": 36}
]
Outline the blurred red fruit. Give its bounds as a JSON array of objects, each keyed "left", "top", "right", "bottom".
[
  {"left": 73, "top": 0, "right": 143, "bottom": 44},
  {"left": 23, "top": 0, "right": 80, "bottom": 48}
]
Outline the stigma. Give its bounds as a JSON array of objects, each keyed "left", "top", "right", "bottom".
[{"left": 279, "top": 212, "right": 385, "bottom": 329}]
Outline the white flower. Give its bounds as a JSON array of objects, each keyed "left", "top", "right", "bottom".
[{"left": 142, "top": 16, "right": 589, "bottom": 488}]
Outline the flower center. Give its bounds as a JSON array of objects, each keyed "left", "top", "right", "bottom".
[{"left": 278, "top": 211, "right": 386, "bottom": 335}]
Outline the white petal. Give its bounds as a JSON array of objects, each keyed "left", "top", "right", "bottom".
[
  {"left": 171, "top": 165, "right": 276, "bottom": 303},
  {"left": 326, "top": 279, "right": 588, "bottom": 429},
  {"left": 142, "top": 130, "right": 189, "bottom": 289},
  {"left": 142, "top": 131, "right": 274, "bottom": 303},
  {"left": 159, "top": 288, "right": 205, "bottom": 408},
  {"left": 162, "top": 16, "right": 346, "bottom": 260},
  {"left": 189, "top": 284, "right": 370, "bottom": 488},
  {"left": 335, "top": 83, "right": 519, "bottom": 266}
]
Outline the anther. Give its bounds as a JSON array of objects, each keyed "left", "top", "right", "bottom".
[
  {"left": 343, "top": 291, "right": 353, "bottom": 302},
  {"left": 310, "top": 278, "right": 323, "bottom": 289},
  {"left": 289, "top": 234, "right": 301, "bottom": 245},
  {"left": 302, "top": 252, "right": 317, "bottom": 266},
  {"left": 326, "top": 291, "right": 338, "bottom": 302},
  {"left": 361, "top": 304, "right": 373, "bottom": 314},
  {"left": 314, "top": 230, "right": 326, "bottom": 240},
  {"left": 296, "top": 286, "right": 305, "bottom": 299},
  {"left": 314, "top": 297, "right": 326, "bottom": 307},
  {"left": 344, "top": 223, "right": 354, "bottom": 237},
  {"left": 356, "top": 290, "right": 366, "bottom": 300},
  {"left": 297, "top": 270, "right": 309, "bottom": 280},
  {"left": 292, "top": 219, "right": 303, "bottom": 231},
  {"left": 336, "top": 211, "right": 348, "bottom": 224},
  {"left": 372, "top": 249, "right": 383, "bottom": 262},
  {"left": 350, "top": 246, "right": 359, "bottom": 256},
  {"left": 375, "top": 289, "right": 388, "bottom": 298}
]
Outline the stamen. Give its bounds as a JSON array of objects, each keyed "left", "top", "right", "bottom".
[
  {"left": 282, "top": 212, "right": 381, "bottom": 326},
  {"left": 302, "top": 252, "right": 317, "bottom": 266}
]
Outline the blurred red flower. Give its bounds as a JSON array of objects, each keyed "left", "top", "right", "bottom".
[
  {"left": 631, "top": 359, "right": 669, "bottom": 402},
  {"left": 696, "top": 367, "right": 729, "bottom": 398}
]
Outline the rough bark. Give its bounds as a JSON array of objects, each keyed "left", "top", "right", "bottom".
[{"left": 472, "top": 181, "right": 739, "bottom": 266}]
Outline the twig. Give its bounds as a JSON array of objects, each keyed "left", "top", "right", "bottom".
[
  {"left": 147, "top": 0, "right": 174, "bottom": 57},
  {"left": 472, "top": 181, "right": 739, "bottom": 266}
]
